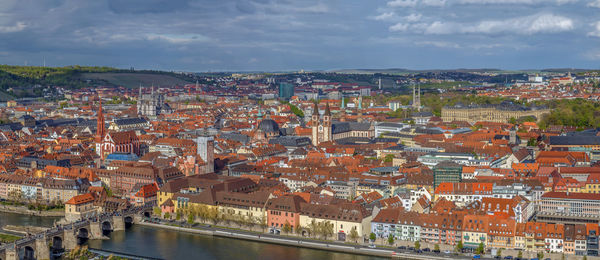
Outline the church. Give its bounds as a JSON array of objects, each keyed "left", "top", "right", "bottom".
[
  {"left": 311, "top": 102, "right": 375, "bottom": 146},
  {"left": 96, "top": 99, "right": 141, "bottom": 161},
  {"left": 137, "top": 86, "right": 173, "bottom": 119}
]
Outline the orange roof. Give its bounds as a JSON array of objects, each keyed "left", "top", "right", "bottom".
[{"left": 66, "top": 193, "right": 95, "bottom": 205}]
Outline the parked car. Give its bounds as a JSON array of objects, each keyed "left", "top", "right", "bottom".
[
  {"left": 368, "top": 244, "right": 376, "bottom": 249},
  {"left": 422, "top": 248, "right": 431, "bottom": 252},
  {"left": 433, "top": 249, "right": 440, "bottom": 254},
  {"left": 503, "top": 256, "right": 513, "bottom": 260},
  {"left": 473, "top": 255, "right": 481, "bottom": 259},
  {"left": 398, "top": 246, "right": 407, "bottom": 250},
  {"left": 416, "top": 249, "right": 423, "bottom": 253},
  {"left": 444, "top": 250, "right": 452, "bottom": 254},
  {"left": 407, "top": 247, "right": 415, "bottom": 251}
]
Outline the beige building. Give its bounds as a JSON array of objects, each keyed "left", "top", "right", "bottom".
[
  {"left": 65, "top": 193, "right": 97, "bottom": 222},
  {"left": 299, "top": 203, "right": 372, "bottom": 240},
  {"left": 441, "top": 102, "right": 550, "bottom": 123}
]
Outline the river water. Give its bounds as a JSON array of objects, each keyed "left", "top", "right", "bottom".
[{"left": 0, "top": 212, "right": 383, "bottom": 260}]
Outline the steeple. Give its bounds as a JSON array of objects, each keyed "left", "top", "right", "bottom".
[
  {"left": 312, "top": 102, "right": 319, "bottom": 116},
  {"left": 96, "top": 97, "right": 106, "bottom": 160},
  {"left": 324, "top": 102, "right": 331, "bottom": 117}
]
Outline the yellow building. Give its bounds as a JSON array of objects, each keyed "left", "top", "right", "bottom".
[
  {"left": 299, "top": 203, "right": 372, "bottom": 240},
  {"left": 442, "top": 102, "right": 550, "bottom": 124}
]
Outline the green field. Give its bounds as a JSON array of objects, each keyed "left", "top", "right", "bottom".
[
  {"left": 80, "top": 73, "right": 193, "bottom": 88},
  {"left": 0, "top": 232, "right": 21, "bottom": 243}
]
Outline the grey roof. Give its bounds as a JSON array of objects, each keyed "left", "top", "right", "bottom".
[
  {"left": 332, "top": 122, "right": 350, "bottom": 134},
  {"left": 550, "top": 136, "right": 600, "bottom": 146},
  {"left": 411, "top": 111, "right": 433, "bottom": 117},
  {"left": 335, "top": 137, "right": 372, "bottom": 145},
  {"left": 220, "top": 133, "right": 250, "bottom": 144},
  {"left": 348, "top": 122, "right": 371, "bottom": 131},
  {"left": 376, "top": 122, "right": 405, "bottom": 128},
  {"left": 269, "top": 136, "right": 311, "bottom": 147},
  {"left": 258, "top": 119, "right": 280, "bottom": 134},
  {"left": 415, "top": 127, "right": 443, "bottom": 135},
  {"left": 434, "top": 161, "right": 462, "bottom": 169},
  {"left": 114, "top": 117, "right": 148, "bottom": 126}
]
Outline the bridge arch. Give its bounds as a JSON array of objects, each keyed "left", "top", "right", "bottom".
[
  {"left": 77, "top": 227, "right": 89, "bottom": 245},
  {"left": 143, "top": 211, "right": 151, "bottom": 218},
  {"left": 102, "top": 221, "right": 113, "bottom": 235},
  {"left": 22, "top": 246, "right": 35, "bottom": 260},
  {"left": 124, "top": 216, "right": 134, "bottom": 228}
]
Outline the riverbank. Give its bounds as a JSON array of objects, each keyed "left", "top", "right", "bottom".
[
  {"left": 0, "top": 204, "right": 64, "bottom": 217},
  {"left": 137, "top": 222, "right": 458, "bottom": 260}
]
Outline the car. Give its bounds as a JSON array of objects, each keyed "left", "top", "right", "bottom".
[
  {"left": 416, "top": 249, "right": 423, "bottom": 254},
  {"left": 504, "top": 256, "right": 513, "bottom": 260},
  {"left": 368, "top": 244, "right": 376, "bottom": 249},
  {"left": 398, "top": 246, "right": 407, "bottom": 250},
  {"left": 494, "top": 256, "right": 501, "bottom": 259},
  {"left": 433, "top": 249, "right": 440, "bottom": 254},
  {"left": 444, "top": 250, "right": 452, "bottom": 254},
  {"left": 473, "top": 255, "right": 481, "bottom": 259},
  {"left": 422, "top": 248, "right": 431, "bottom": 252},
  {"left": 407, "top": 247, "right": 415, "bottom": 251}
]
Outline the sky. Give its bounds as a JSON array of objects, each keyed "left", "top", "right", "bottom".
[{"left": 0, "top": 0, "right": 600, "bottom": 72}]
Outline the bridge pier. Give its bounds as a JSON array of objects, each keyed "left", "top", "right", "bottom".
[
  {"left": 90, "top": 222, "right": 103, "bottom": 239},
  {"left": 113, "top": 216, "right": 125, "bottom": 231},
  {"left": 35, "top": 235, "right": 50, "bottom": 260},
  {"left": 5, "top": 247, "right": 17, "bottom": 260},
  {"left": 64, "top": 229, "right": 77, "bottom": 251}
]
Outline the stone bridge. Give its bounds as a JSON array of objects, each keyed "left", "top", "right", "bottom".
[{"left": 0, "top": 206, "right": 153, "bottom": 260}]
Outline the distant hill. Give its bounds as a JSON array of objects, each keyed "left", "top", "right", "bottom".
[
  {"left": 0, "top": 65, "right": 195, "bottom": 100},
  {"left": 79, "top": 72, "right": 192, "bottom": 88}
]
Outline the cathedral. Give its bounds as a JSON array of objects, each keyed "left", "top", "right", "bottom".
[
  {"left": 137, "top": 86, "right": 173, "bottom": 119},
  {"left": 311, "top": 102, "right": 332, "bottom": 146}
]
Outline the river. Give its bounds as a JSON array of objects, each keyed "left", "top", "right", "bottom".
[{"left": 0, "top": 212, "right": 383, "bottom": 260}]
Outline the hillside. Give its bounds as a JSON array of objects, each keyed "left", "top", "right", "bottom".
[
  {"left": 79, "top": 72, "right": 192, "bottom": 88},
  {"left": 0, "top": 65, "right": 196, "bottom": 100}
]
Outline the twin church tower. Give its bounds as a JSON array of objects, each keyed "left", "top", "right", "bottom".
[{"left": 311, "top": 102, "right": 332, "bottom": 146}]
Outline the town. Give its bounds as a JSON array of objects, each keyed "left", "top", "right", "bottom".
[{"left": 0, "top": 68, "right": 599, "bottom": 260}]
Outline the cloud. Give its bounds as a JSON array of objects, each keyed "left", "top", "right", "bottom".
[
  {"left": 145, "top": 33, "right": 211, "bottom": 44},
  {"left": 457, "top": 0, "right": 576, "bottom": 4},
  {"left": 422, "top": 0, "right": 446, "bottom": 6},
  {"left": 589, "top": 21, "right": 600, "bottom": 37},
  {"left": 404, "top": 13, "right": 423, "bottom": 22},
  {"left": 387, "top": 0, "right": 418, "bottom": 7},
  {"left": 373, "top": 12, "right": 396, "bottom": 21},
  {"left": 402, "top": 13, "right": 575, "bottom": 35},
  {"left": 390, "top": 23, "right": 410, "bottom": 32},
  {"left": 0, "top": 22, "right": 26, "bottom": 33},
  {"left": 589, "top": 0, "right": 600, "bottom": 8}
]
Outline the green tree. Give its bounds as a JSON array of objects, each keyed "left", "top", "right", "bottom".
[
  {"left": 176, "top": 210, "right": 181, "bottom": 220},
  {"left": 153, "top": 207, "right": 161, "bottom": 216},
  {"left": 369, "top": 232, "right": 376, "bottom": 242},
  {"left": 187, "top": 214, "right": 195, "bottom": 225},
  {"left": 583, "top": 255, "right": 587, "bottom": 260},
  {"left": 295, "top": 224, "right": 302, "bottom": 236},
  {"left": 537, "top": 251, "right": 544, "bottom": 259},
  {"left": 476, "top": 242, "right": 484, "bottom": 254},
  {"left": 455, "top": 240, "right": 463, "bottom": 252},
  {"left": 384, "top": 154, "right": 395, "bottom": 163},
  {"left": 509, "top": 117, "right": 517, "bottom": 124},
  {"left": 434, "top": 244, "right": 440, "bottom": 251},
  {"left": 349, "top": 227, "right": 359, "bottom": 243},
  {"left": 282, "top": 221, "right": 291, "bottom": 234},
  {"left": 527, "top": 137, "right": 537, "bottom": 146},
  {"left": 387, "top": 234, "right": 395, "bottom": 245},
  {"left": 517, "top": 251, "right": 523, "bottom": 259},
  {"left": 414, "top": 241, "right": 421, "bottom": 250},
  {"left": 496, "top": 248, "right": 502, "bottom": 257},
  {"left": 164, "top": 212, "right": 171, "bottom": 220}
]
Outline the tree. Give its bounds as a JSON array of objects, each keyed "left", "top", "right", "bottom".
[
  {"left": 187, "top": 214, "right": 195, "bottom": 225},
  {"left": 434, "top": 244, "right": 440, "bottom": 251},
  {"left": 176, "top": 210, "right": 181, "bottom": 221},
  {"left": 456, "top": 240, "right": 463, "bottom": 252},
  {"left": 537, "top": 251, "right": 544, "bottom": 259},
  {"left": 387, "top": 234, "right": 395, "bottom": 245},
  {"left": 414, "top": 241, "right": 421, "bottom": 250},
  {"left": 384, "top": 154, "right": 395, "bottom": 163},
  {"left": 258, "top": 215, "right": 268, "bottom": 233},
  {"left": 527, "top": 137, "right": 537, "bottom": 146},
  {"left": 583, "top": 255, "right": 587, "bottom": 260},
  {"left": 309, "top": 220, "right": 319, "bottom": 238},
  {"left": 282, "top": 221, "right": 291, "bottom": 234},
  {"left": 517, "top": 251, "right": 523, "bottom": 259},
  {"left": 153, "top": 207, "right": 161, "bottom": 216},
  {"left": 369, "top": 232, "right": 376, "bottom": 242},
  {"left": 476, "top": 242, "right": 484, "bottom": 254},
  {"left": 349, "top": 227, "right": 359, "bottom": 243},
  {"left": 496, "top": 248, "right": 502, "bottom": 257},
  {"left": 164, "top": 212, "right": 171, "bottom": 220},
  {"left": 295, "top": 224, "right": 303, "bottom": 236}
]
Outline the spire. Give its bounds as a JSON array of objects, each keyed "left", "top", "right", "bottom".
[
  {"left": 324, "top": 102, "right": 331, "bottom": 117},
  {"left": 312, "top": 102, "right": 319, "bottom": 116},
  {"left": 139, "top": 83, "right": 142, "bottom": 97}
]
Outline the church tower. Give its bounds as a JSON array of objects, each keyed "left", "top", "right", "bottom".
[
  {"left": 323, "top": 102, "right": 332, "bottom": 142},
  {"left": 95, "top": 98, "right": 105, "bottom": 159},
  {"left": 311, "top": 102, "right": 319, "bottom": 146}
]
